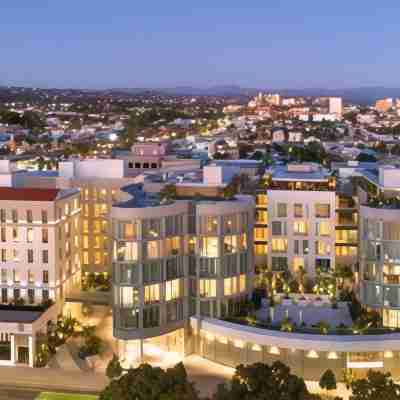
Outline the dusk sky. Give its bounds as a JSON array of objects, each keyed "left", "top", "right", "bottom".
[{"left": 1, "top": 1, "right": 400, "bottom": 89}]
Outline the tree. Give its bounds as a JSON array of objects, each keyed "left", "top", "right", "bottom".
[
  {"left": 350, "top": 370, "right": 400, "bottom": 400},
  {"left": 106, "top": 354, "right": 123, "bottom": 380},
  {"left": 100, "top": 362, "right": 200, "bottom": 400},
  {"left": 319, "top": 369, "right": 337, "bottom": 395},
  {"left": 212, "top": 361, "right": 319, "bottom": 400},
  {"left": 159, "top": 184, "right": 177, "bottom": 203}
]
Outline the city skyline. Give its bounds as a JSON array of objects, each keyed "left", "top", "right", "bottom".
[{"left": 2, "top": 1, "right": 400, "bottom": 89}]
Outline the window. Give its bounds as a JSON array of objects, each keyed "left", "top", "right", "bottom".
[
  {"left": 256, "top": 210, "right": 267, "bottom": 224},
  {"left": 293, "top": 221, "right": 308, "bottom": 235},
  {"left": 120, "top": 287, "right": 139, "bottom": 308},
  {"left": 294, "top": 240, "right": 300, "bottom": 255},
  {"left": 224, "top": 276, "right": 237, "bottom": 296},
  {"left": 0, "top": 209, "right": 5, "bottom": 223},
  {"left": 199, "top": 279, "right": 216, "bottom": 297},
  {"left": 276, "top": 203, "right": 287, "bottom": 218},
  {"left": 315, "top": 241, "right": 331, "bottom": 256},
  {"left": 94, "top": 252, "right": 101, "bottom": 265},
  {"left": 27, "top": 249, "right": 34, "bottom": 263},
  {"left": 13, "top": 269, "right": 20, "bottom": 283},
  {"left": 42, "top": 229, "right": 48, "bottom": 243},
  {"left": 239, "top": 233, "right": 247, "bottom": 250},
  {"left": 28, "top": 270, "right": 34, "bottom": 284},
  {"left": 12, "top": 249, "right": 19, "bottom": 262},
  {"left": 41, "top": 210, "right": 48, "bottom": 224},
  {"left": 116, "top": 241, "right": 139, "bottom": 262},
  {"left": 83, "top": 220, "right": 89, "bottom": 233},
  {"left": 0, "top": 227, "right": 5, "bottom": 242},
  {"left": 254, "top": 243, "right": 267, "bottom": 256},
  {"left": 201, "top": 216, "right": 218, "bottom": 235},
  {"left": 294, "top": 203, "right": 303, "bottom": 218},
  {"left": 26, "top": 210, "right": 33, "bottom": 223},
  {"left": 254, "top": 227, "right": 267, "bottom": 241},
  {"left": 1, "top": 249, "right": 6, "bottom": 262},
  {"left": 13, "top": 288, "right": 20, "bottom": 300},
  {"left": 42, "top": 289, "right": 49, "bottom": 301},
  {"left": 200, "top": 237, "right": 219, "bottom": 257},
  {"left": 303, "top": 240, "right": 309, "bottom": 254},
  {"left": 42, "top": 270, "right": 49, "bottom": 284},
  {"left": 272, "top": 257, "right": 288, "bottom": 271},
  {"left": 256, "top": 194, "right": 267, "bottom": 206},
  {"left": 146, "top": 241, "right": 160, "bottom": 259},
  {"left": 223, "top": 215, "right": 237, "bottom": 234},
  {"left": 223, "top": 235, "right": 238, "bottom": 254},
  {"left": 28, "top": 289, "right": 35, "bottom": 304},
  {"left": 165, "top": 279, "right": 180, "bottom": 301},
  {"left": 27, "top": 228, "right": 33, "bottom": 243},
  {"left": 316, "top": 221, "right": 330, "bottom": 236},
  {"left": 83, "top": 251, "right": 89, "bottom": 265},
  {"left": 1, "top": 269, "right": 6, "bottom": 283},
  {"left": 83, "top": 236, "right": 89, "bottom": 249},
  {"left": 144, "top": 284, "right": 160, "bottom": 304},
  {"left": 239, "top": 274, "right": 246, "bottom": 292},
  {"left": 121, "top": 222, "right": 138, "bottom": 240},
  {"left": 315, "top": 203, "right": 330, "bottom": 218},
  {"left": 272, "top": 221, "right": 284, "bottom": 236},
  {"left": 12, "top": 228, "right": 18, "bottom": 242},
  {"left": 271, "top": 238, "right": 288, "bottom": 253},
  {"left": 165, "top": 236, "right": 180, "bottom": 256},
  {"left": 1, "top": 288, "right": 7, "bottom": 303},
  {"left": 11, "top": 210, "right": 18, "bottom": 223},
  {"left": 42, "top": 250, "right": 48, "bottom": 264}
]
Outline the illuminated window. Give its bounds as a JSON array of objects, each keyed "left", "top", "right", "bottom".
[
  {"left": 144, "top": 284, "right": 160, "bottom": 303},
  {"left": 165, "top": 279, "right": 180, "bottom": 301},
  {"left": 239, "top": 274, "right": 246, "bottom": 292},
  {"left": 224, "top": 276, "right": 237, "bottom": 296},
  {"left": 83, "top": 236, "right": 89, "bottom": 249},
  {"left": 315, "top": 204, "right": 330, "bottom": 218},
  {"left": 94, "top": 236, "right": 101, "bottom": 249},
  {"left": 200, "top": 237, "right": 219, "bottom": 257},
  {"left": 121, "top": 222, "right": 137, "bottom": 240},
  {"left": 293, "top": 257, "right": 304, "bottom": 271},
  {"left": 272, "top": 238, "right": 288, "bottom": 253},
  {"left": 316, "top": 221, "right": 330, "bottom": 236},
  {"left": 315, "top": 241, "right": 331, "bottom": 256},
  {"left": 146, "top": 241, "right": 160, "bottom": 259},
  {"left": 199, "top": 279, "right": 216, "bottom": 297},
  {"left": 223, "top": 235, "right": 238, "bottom": 254},
  {"left": 83, "top": 220, "right": 89, "bottom": 233},
  {"left": 117, "top": 242, "right": 138, "bottom": 261},
  {"left": 239, "top": 233, "right": 247, "bottom": 250},
  {"left": 120, "top": 286, "right": 139, "bottom": 308},
  {"left": 165, "top": 236, "right": 181, "bottom": 256},
  {"left": 27, "top": 228, "right": 34, "bottom": 243},
  {"left": 94, "top": 252, "right": 102, "bottom": 265},
  {"left": 256, "top": 194, "right": 267, "bottom": 206},
  {"left": 83, "top": 251, "right": 89, "bottom": 265},
  {"left": 254, "top": 244, "right": 267, "bottom": 255},
  {"left": 293, "top": 221, "right": 308, "bottom": 235},
  {"left": 254, "top": 227, "right": 267, "bottom": 241}
]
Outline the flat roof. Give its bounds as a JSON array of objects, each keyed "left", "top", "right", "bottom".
[{"left": 270, "top": 165, "right": 331, "bottom": 182}]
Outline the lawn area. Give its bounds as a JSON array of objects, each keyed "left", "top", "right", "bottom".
[{"left": 36, "top": 392, "right": 98, "bottom": 400}]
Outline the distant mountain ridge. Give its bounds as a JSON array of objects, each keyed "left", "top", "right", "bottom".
[
  {"left": 110, "top": 86, "right": 400, "bottom": 104},
  {"left": 1, "top": 85, "right": 400, "bottom": 105}
]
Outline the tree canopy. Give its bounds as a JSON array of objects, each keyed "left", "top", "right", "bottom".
[
  {"left": 212, "top": 361, "right": 318, "bottom": 400},
  {"left": 100, "top": 362, "right": 200, "bottom": 400}
]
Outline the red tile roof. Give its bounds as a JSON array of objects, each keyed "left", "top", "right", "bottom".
[{"left": 0, "top": 187, "right": 60, "bottom": 201}]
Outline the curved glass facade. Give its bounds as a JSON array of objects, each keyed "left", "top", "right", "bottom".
[
  {"left": 360, "top": 207, "right": 400, "bottom": 327},
  {"left": 111, "top": 197, "right": 254, "bottom": 341}
]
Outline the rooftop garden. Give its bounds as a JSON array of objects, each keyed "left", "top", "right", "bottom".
[
  {"left": 231, "top": 265, "right": 400, "bottom": 336},
  {"left": 365, "top": 195, "right": 400, "bottom": 209}
]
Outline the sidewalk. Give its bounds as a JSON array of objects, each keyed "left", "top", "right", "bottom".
[{"left": 0, "top": 366, "right": 108, "bottom": 393}]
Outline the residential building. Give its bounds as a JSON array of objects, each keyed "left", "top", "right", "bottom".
[
  {"left": 329, "top": 97, "right": 343, "bottom": 117},
  {"left": 375, "top": 98, "right": 393, "bottom": 113}
]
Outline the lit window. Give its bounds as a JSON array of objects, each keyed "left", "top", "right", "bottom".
[
  {"left": 272, "top": 238, "right": 288, "bottom": 253},
  {"left": 293, "top": 221, "right": 308, "bottom": 235},
  {"left": 200, "top": 237, "right": 219, "bottom": 258},
  {"left": 224, "top": 276, "right": 237, "bottom": 296},
  {"left": 144, "top": 284, "right": 160, "bottom": 303},
  {"left": 199, "top": 279, "right": 216, "bottom": 297},
  {"left": 165, "top": 279, "right": 180, "bottom": 301}
]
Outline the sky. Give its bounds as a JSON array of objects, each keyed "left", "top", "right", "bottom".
[{"left": 1, "top": 1, "right": 400, "bottom": 89}]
